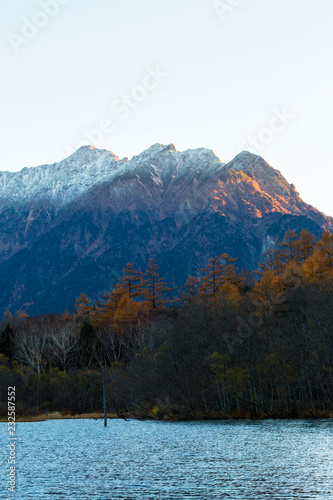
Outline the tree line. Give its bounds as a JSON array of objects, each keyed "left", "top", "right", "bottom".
[{"left": 1, "top": 229, "right": 333, "bottom": 419}]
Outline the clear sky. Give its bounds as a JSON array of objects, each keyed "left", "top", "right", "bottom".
[{"left": 1, "top": 0, "right": 333, "bottom": 215}]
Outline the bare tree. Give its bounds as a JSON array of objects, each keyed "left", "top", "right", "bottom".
[
  {"left": 47, "top": 316, "right": 80, "bottom": 371},
  {"left": 14, "top": 316, "right": 50, "bottom": 408}
]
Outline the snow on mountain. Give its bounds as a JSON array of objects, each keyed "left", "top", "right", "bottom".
[
  {"left": 0, "top": 146, "right": 127, "bottom": 207},
  {"left": 0, "top": 144, "right": 330, "bottom": 226},
  {"left": 0, "top": 144, "right": 225, "bottom": 208},
  {"left": 0, "top": 143, "right": 332, "bottom": 315}
]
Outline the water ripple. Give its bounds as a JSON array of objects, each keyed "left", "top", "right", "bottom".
[{"left": 0, "top": 419, "right": 332, "bottom": 499}]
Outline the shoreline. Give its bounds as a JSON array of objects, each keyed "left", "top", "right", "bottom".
[
  {"left": 1, "top": 410, "right": 333, "bottom": 423},
  {"left": 0, "top": 412, "right": 119, "bottom": 423}
]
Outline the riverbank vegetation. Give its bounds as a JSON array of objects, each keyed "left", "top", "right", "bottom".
[{"left": 1, "top": 230, "right": 333, "bottom": 420}]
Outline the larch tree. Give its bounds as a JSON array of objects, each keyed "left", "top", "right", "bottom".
[
  {"left": 74, "top": 293, "right": 93, "bottom": 319},
  {"left": 275, "top": 230, "right": 299, "bottom": 268},
  {"left": 296, "top": 230, "right": 316, "bottom": 263},
  {"left": 181, "top": 276, "right": 201, "bottom": 305},
  {"left": 141, "top": 259, "right": 175, "bottom": 309},
  {"left": 303, "top": 231, "right": 333, "bottom": 284},
  {"left": 199, "top": 256, "right": 222, "bottom": 298},
  {"left": 250, "top": 271, "right": 286, "bottom": 321},
  {"left": 199, "top": 253, "right": 244, "bottom": 298},
  {"left": 116, "top": 263, "right": 143, "bottom": 298},
  {"left": 93, "top": 284, "right": 125, "bottom": 327},
  {"left": 259, "top": 248, "right": 281, "bottom": 275}
]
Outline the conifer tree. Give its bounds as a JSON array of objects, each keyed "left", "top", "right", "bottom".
[
  {"left": 78, "top": 320, "right": 95, "bottom": 367},
  {"left": 223, "top": 254, "right": 244, "bottom": 287},
  {"left": 93, "top": 284, "right": 124, "bottom": 327},
  {"left": 296, "top": 230, "right": 316, "bottom": 263},
  {"left": 199, "top": 253, "right": 244, "bottom": 298},
  {"left": 74, "top": 293, "right": 93, "bottom": 318},
  {"left": 181, "top": 276, "right": 201, "bottom": 305},
  {"left": 200, "top": 256, "right": 222, "bottom": 298},
  {"left": 303, "top": 231, "right": 333, "bottom": 283},
  {"left": 116, "top": 263, "right": 143, "bottom": 298},
  {"left": 276, "top": 230, "right": 299, "bottom": 267},
  {"left": 141, "top": 259, "right": 174, "bottom": 309},
  {"left": 251, "top": 271, "right": 285, "bottom": 320},
  {"left": 259, "top": 248, "right": 281, "bottom": 274},
  {"left": 2, "top": 310, "right": 12, "bottom": 321},
  {"left": 0, "top": 324, "right": 14, "bottom": 359},
  {"left": 259, "top": 230, "right": 316, "bottom": 275},
  {"left": 112, "top": 294, "right": 149, "bottom": 331},
  {"left": 314, "top": 231, "right": 333, "bottom": 268}
]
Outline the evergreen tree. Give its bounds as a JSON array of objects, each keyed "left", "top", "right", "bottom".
[
  {"left": 78, "top": 320, "right": 95, "bottom": 367},
  {"left": 0, "top": 323, "right": 14, "bottom": 359}
]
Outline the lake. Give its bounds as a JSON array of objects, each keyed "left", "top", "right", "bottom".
[{"left": 1, "top": 419, "right": 332, "bottom": 499}]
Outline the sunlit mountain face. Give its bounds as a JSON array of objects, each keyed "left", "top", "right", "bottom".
[{"left": 0, "top": 144, "right": 331, "bottom": 315}]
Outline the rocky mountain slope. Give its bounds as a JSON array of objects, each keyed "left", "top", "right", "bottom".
[{"left": 0, "top": 144, "right": 331, "bottom": 315}]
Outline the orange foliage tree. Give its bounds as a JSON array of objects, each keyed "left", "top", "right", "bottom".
[
  {"left": 199, "top": 254, "right": 244, "bottom": 298},
  {"left": 141, "top": 259, "right": 175, "bottom": 309}
]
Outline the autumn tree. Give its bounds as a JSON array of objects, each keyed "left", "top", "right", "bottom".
[
  {"left": 259, "top": 247, "right": 282, "bottom": 275},
  {"left": 296, "top": 230, "right": 316, "bottom": 263},
  {"left": 302, "top": 231, "right": 333, "bottom": 284},
  {"left": 199, "top": 254, "right": 244, "bottom": 298},
  {"left": 93, "top": 284, "right": 125, "bottom": 327},
  {"left": 259, "top": 230, "right": 317, "bottom": 275},
  {"left": 2, "top": 310, "right": 12, "bottom": 321},
  {"left": 74, "top": 293, "right": 93, "bottom": 319},
  {"left": 250, "top": 271, "right": 286, "bottom": 321},
  {"left": 113, "top": 294, "right": 150, "bottom": 332},
  {"left": 277, "top": 230, "right": 299, "bottom": 265},
  {"left": 116, "top": 263, "right": 143, "bottom": 298},
  {"left": 141, "top": 259, "right": 174, "bottom": 309},
  {"left": 181, "top": 276, "right": 201, "bottom": 305}
]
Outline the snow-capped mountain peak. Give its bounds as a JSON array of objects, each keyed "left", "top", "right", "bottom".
[
  {"left": 0, "top": 143, "right": 332, "bottom": 316},
  {"left": 0, "top": 145, "right": 128, "bottom": 206}
]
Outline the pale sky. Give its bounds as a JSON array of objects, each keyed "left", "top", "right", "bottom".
[{"left": 1, "top": 0, "right": 333, "bottom": 215}]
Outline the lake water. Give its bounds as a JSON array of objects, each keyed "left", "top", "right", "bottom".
[{"left": 1, "top": 419, "right": 332, "bottom": 499}]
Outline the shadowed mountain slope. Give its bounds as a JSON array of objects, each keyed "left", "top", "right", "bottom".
[{"left": 0, "top": 144, "right": 331, "bottom": 315}]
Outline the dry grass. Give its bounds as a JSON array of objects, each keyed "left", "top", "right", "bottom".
[
  {"left": 0, "top": 412, "right": 119, "bottom": 423},
  {"left": 1, "top": 409, "right": 332, "bottom": 423}
]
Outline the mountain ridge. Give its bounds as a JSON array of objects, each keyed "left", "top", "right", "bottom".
[{"left": 0, "top": 144, "right": 331, "bottom": 315}]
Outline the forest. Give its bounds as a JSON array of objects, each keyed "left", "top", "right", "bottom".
[{"left": 1, "top": 229, "right": 333, "bottom": 420}]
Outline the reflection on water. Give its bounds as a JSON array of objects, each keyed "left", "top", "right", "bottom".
[{"left": 0, "top": 419, "right": 332, "bottom": 499}]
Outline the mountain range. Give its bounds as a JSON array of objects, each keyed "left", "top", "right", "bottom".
[{"left": 0, "top": 143, "right": 331, "bottom": 316}]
